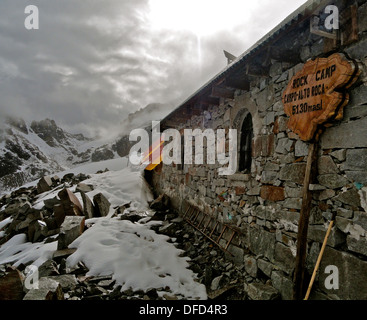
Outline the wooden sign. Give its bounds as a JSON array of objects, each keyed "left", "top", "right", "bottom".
[{"left": 283, "top": 53, "right": 360, "bottom": 141}]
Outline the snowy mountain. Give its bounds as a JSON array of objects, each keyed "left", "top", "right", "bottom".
[
  {"left": 0, "top": 117, "right": 115, "bottom": 193},
  {"left": 0, "top": 103, "right": 172, "bottom": 194}
]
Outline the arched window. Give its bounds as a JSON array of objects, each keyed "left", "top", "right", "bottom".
[{"left": 239, "top": 113, "right": 253, "bottom": 173}]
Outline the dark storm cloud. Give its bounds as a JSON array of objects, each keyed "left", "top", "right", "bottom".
[
  {"left": 0, "top": 0, "right": 307, "bottom": 137},
  {"left": 0, "top": 0, "right": 153, "bottom": 136}
]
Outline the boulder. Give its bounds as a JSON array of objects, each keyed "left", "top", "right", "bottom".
[
  {"left": 244, "top": 255, "right": 258, "bottom": 278},
  {"left": 318, "top": 174, "right": 349, "bottom": 189},
  {"left": 333, "top": 188, "right": 361, "bottom": 208},
  {"left": 279, "top": 163, "right": 306, "bottom": 185},
  {"left": 76, "top": 183, "right": 94, "bottom": 193},
  {"left": 48, "top": 275, "right": 78, "bottom": 292},
  {"left": 150, "top": 194, "right": 170, "bottom": 211},
  {"left": 23, "top": 277, "right": 64, "bottom": 300},
  {"left": 319, "top": 247, "right": 367, "bottom": 299},
  {"left": 93, "top": 193, "right": 110, "bottom": 217},
  {"left": 271, "top": 271, "right": 294, "bottom": 300},
  {"left": 0, "top": 268, "right": 24, "bottom": 300},
  {"left": 80, "top": 191, "right": 95, "bottom": 219},
  {"left": 260, "top": 186, "right": 285, "bottom": 202},
  {"left": 53, "top": 204, "right": 66, "bottom": 227},
  {"left": 58, "top": 188, "right": 83, "bottom": 216},
  {"left": 43, "top": 197, "right": 61, "bottom": 210},
  {"left": 37, "top": 176, "right": 53, "bottom": 194},
  {"left": 246, "top": 282, "right": 279, "bottom": 300},
  {"left": 57, "top": 216, "right": 85, "bottom": 250}
]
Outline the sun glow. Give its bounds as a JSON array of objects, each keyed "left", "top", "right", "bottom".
[{"left": 148, "top": 0, "right": 255, "bottom": 37}]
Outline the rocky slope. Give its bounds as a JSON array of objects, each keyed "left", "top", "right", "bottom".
[
  {"left": 0, "top": 117, "right": 98, "bottom": 193},
  {"left": 0, "top": 103, "right": 171, "bottom": 194},
  {"left": 0, "top": 173, "right": 245, "bottom": 300}
]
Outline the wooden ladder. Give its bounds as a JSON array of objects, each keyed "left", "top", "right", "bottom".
[{"left": 182, "top": 203, "right": 240, "bottom": 256}]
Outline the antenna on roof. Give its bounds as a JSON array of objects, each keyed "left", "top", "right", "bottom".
[{"left": 223, "top": 50, "right": 237, "bottom": 65}]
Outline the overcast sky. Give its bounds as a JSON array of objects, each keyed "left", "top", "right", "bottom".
[{"left": 0, "top": 0, "right": 307, "bottom": 138}]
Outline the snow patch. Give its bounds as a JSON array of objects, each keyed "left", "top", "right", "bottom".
[
  {"left": 0, "top": 234, "right": 57, "bottom": 267},
  {"left": 66, "top": 217, "right": 207, "bottom": 300}
]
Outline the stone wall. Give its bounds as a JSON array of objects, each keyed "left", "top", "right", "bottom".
[{"left": 151, "top": 2, "right": 367, "bottom": 300}]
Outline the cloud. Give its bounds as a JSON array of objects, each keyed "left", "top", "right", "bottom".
[{"left": 0, "top": 0, "right": 307, "bottom": 137}]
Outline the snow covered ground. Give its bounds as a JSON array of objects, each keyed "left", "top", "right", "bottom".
[{"left": 0, "top": 161, "right": 207, "bottom": 300}]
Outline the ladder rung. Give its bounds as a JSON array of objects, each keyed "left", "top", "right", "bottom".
[
  {"left": 225, "top": 231, "right": 236, "bottom": 250},
  {"left": 202, "top": 216, "right": 212, "bottom": 233},
  {"left": 183, "top": 206, "right": 191, "bottom": 219},
  {"left": 192, "top": 210, "right": 201, "bottom": 224},
  {"left": 209, "top": 221, "right": 219, "bottom": 238},
  {"left": 217, "top": 225, "right": 227, "bottom": 243},
  {"left": 197, "top": 214, "right": 206, "bottom": 229},
  {"left": 188, "top": 207, "right": 196, "bottom": 220}
]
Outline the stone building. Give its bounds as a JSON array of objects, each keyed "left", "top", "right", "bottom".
[{"left": 145, "top": 0, "right": 367, "bottom": 300}]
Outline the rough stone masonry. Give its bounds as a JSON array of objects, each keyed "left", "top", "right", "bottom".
[{"left": 149, "top": 0, "right": 367, "bottom": 300}]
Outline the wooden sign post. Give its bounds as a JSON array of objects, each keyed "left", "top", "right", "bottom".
[{"left": 282, "top": 53, "right": 360, "bottom": 300}]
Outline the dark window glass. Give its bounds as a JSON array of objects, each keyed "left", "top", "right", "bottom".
[{"left": 239, "top": 113, "right": 253, "bottom": 173}]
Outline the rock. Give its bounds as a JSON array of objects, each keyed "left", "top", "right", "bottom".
[
  {"left": 321, "top": 117, "right": 367, "bottom": 149},
  {"left": 333, "top": 188, "right": 361, "bottom": 207},
  {"left": 318, "top": 156, "right": 338, "bottom": 174},
  {"left": 335, "top": 216, "right": 352, "bottom": 233},
  {"left": 75, "top": 183, "right": 94, "bottom": 193},
  {"left": 353, "top": 211, "right": 367, "bottom": 232},
  {"left": 342, "top": 149, "right": 367, "bottom": 171},
  {"left": 330, "top": 149, "right": 346, "bottom": 162},
  {"left": 58, "top": 188, "right": 83, "bottom": 216},
  {"left": 294, "top": 140, "right": 309, "bottom": 157},
  {"left": 318, "top": 189, "right": 336, "bottom": 201},
  {"left": 48, "top": 275, "right": 78, "bottom": 292},
  {"left": 271, "top": 271, "right": 293, "bottom": 300},
  {"left": 282, "top": 198, "right": 302, "bottom": 210},
  {"left": 158, "top": 223, "right": 179, "bottom": 237},
  {"left": 93, "top": 193, "right": 111, "bottom": 217},
  {"left": 319, "top": 247, "right": 367, "bottom": 299},
  {"left": 307, "top": 225, "right": 345, "bottom": 248},
  {"left": 120, "top": 212, "right": 143, "bottom": 223},
  {"left": 275, "top": 138, "right": 293, "bottom": 154},
  {"left": 38, "top": 259, "right": 60, "bottom": 278},
  {"left": 57, "top": 216, "right": 85, "bottom": 250},
  {"left": 150, "top": 194, "right": 170, "bottom": 211},
  {"left": 23, "top": 277, "right": 64, "bottom": 300},
  {"left": 279, "top": 163, "right": 306, "bottom": 185},
  {"left": 0, "top": 268, "right": 24, "bottom": 300},
  {"left": 80, "top": 191, "right": 95, "bottom": 219},
  {"left": 246, "top": 282, "right": 279, "bottom": 300},
  {"left": 244, "top": 255, "right": 258, "bottom": 277},
  {"left": 37, "top": 176, "right": 53, "bottom": 194},
  {"left": 260, "top": 186, "right": 285, "bottom": 202},
  {"left": 273, "top": 243, "right": 295, "bottom": 274},
  {"left": 53, "top": 204, "right": 66, "bottom": 227},
  {"left": 98, "top": 279, "right": 116, "bottom": 289},
  {"left": 210, "top": 275, "right": 225, "bottom": 291},
  {"left": 248, "top": 227, "right": 276, "bottom": 262},
  {"left": 344, "top": 171, "right": 367, "bottom": 185},
  {"left": 318, "top": 174, "right": 349, "bottom": 189},
  {"left": 52, "top": 248, "right": 77, "bottom": 262},
  {"left": 91, "top": 148, "right": 114, "bottom": 162},
  {"left": 347, "top": 236, "right": 367, "bottom": 256},
  {"left": 260, "top": 171, "right": 278, "bottom": 185},
  {"left": 43, "top": 197, "right": 61, "bottom": 210},
  {"left": 257, "top": 259, "right": 274, "bottom": 278},
  {"left": 61, "top": 173, "right": 73, "bottom": 182}
]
